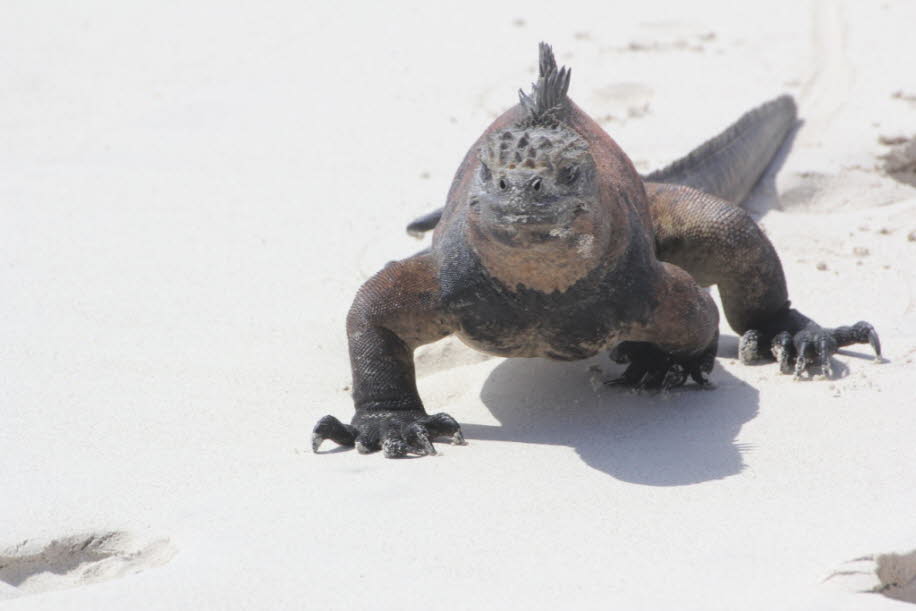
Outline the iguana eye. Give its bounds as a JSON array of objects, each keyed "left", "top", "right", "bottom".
[
  {"left": 498, "top": 178, "right": 508, "bottom": 190},
  {"left": 532, "top": 177, "right": 542, "bottom": 191}
]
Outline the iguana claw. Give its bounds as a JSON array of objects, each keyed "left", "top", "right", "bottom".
[
  {"left": 741, "top": 320, "right": 882, "bottom": 379},
  {"left": 312, "top": 411, "right": 465, "bottom": 458}
]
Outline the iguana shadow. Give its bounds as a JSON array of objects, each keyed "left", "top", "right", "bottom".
[{"left": 466, "top": 341, "right": 759, "bottom": 486}]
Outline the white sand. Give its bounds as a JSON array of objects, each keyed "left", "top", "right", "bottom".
[{"left": 2, "top": 0, "right": 916, "bottom": 609}]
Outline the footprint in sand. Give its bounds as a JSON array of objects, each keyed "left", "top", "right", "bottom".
[
  {"left": 879, "top": 135, "right": 916, "bottom": 188},
  {"left": 614, "top": 21, "right": 717, "bottom": 54},
  {"left": 825, "top": 548, "right": 916, "bottom": 605},
  {"left": 873, "top": 550, "right": 916, "bottom": 604},
  {"left": 589, "top": 82, "right": 654, "bottom": 124},
  {"left": 0, "top": 532, "right": 176, "bottom": 601},
  {"left": 797, "top": 0, "right": 854, "bottom": 138}
]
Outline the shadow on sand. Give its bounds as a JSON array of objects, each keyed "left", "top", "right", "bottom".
[{"left": 462, "top": 345, "right": 759, "bottom": 487}]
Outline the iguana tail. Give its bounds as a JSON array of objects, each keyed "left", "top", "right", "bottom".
[
  {"left": 644, "top": 95, "right": 798, "bottom": 205},
  {"left": 407, "top": 208, "right": 445, "bottom": 238},
  {"left": 405, "top": 95, "right": 798, "bottom": 236}
]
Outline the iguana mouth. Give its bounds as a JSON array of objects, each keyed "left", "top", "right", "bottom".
[
  {"left": 483, "top": 201, "right": 589, "bottom": 242},
  {"left": 486, "top": 220, "right": 573, "bottom": 246},
  {"left": 496, "top": 212, "right": 562, "bottom": 226}
]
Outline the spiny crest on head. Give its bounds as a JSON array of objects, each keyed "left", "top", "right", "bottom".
[
  {"left": 517, "top": 42, "right": 571, "bottom": 128},
  {"left": 481, "top": 126, "right": 588, "bottom": 172}
]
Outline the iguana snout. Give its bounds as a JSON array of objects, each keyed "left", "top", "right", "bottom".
[{"left": 471, "top": 182, "right": 592, "bottom": 246}]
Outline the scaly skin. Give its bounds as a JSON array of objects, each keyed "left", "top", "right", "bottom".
[{"left": 314, "top": 43, "right": 881, "bottom": 458}]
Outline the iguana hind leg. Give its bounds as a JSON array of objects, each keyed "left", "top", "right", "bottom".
[{"left": 646, "top": 182, "right": 881, "bottom": 378}]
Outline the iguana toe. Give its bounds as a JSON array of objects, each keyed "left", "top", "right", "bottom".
[
  {"left": 738, "top": 329, "right": 763, "bottom": 364},
  {"left": 420, "top": 413, "right": 467, "bottom": 446},
  {"left": 770, "top": 331, "right": 794, "bottom": 374},
  {"left": 312, "top": 415, "right": 358, "bottom": 453},
  {"left": 851, "top": 321, "right": 882, "bottom": 360}
]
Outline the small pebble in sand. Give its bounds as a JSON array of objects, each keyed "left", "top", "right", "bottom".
[
  {"left": 853, "top": 246, "right": 870, "bottom": 257},
  {"left": 816, "top": 261, "right": 828, "bottom": 271},
  {"left": 419, "top": 171, "right": 430, "bottom": 179},
  {"left": 627, "top": 103, "right": 650, "bottom": 118},
  {"left": 878, "top": 227, "right": 891, "bottom": 235},
  {"left": 587, "top": 365, "right": 605, "bottom": 392},
  {"left": 878, "top": 134, "right": 908, "bottom": 146},
  {"left": 908, "top": 229, "right": 916, "bottom": 242},
  {"left": 512, "top": 18, "right": 526, "bottom": 27},
  {"left": 891, "top": 90, "right": 916, "bottom": 102}
]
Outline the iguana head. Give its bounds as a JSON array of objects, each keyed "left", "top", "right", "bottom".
[
  {"left": 466, "top": 44, "right": 610, "bottom": 292},
  {"left": 471, "top": 123, "right": 597, "bottom": 247}
]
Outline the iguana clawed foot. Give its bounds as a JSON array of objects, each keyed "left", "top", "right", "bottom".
[
  {"left": 739, "top": 321, "right": 881, "bottom": 379},
  {"left": 312, "top": 410, "right": 466, "bottom": 458},
  {"left": 607, "top": 338, "right": 717, "bottom": 391}
]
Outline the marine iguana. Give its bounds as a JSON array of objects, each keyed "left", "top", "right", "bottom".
[{"left": 313, "top": 43, "right": 881, "bottom": 458}]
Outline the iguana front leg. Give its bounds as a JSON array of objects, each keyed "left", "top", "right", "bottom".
[
  {"left": 610, "top": 261, "right": 720, "bottom": 390},
  {"left": 646, "top": 182, "right": 881, "bottom": 377},
  {"left": 312, "top": 252, "right": 464, "bottom": 457}
]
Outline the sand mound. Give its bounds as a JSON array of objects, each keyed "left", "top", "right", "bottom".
[
  {"left": 881, "top": 136, "right": 916, "bottom": 187},
  {"left": 0, "top": 532, "right": 176, "bottom": 601}
]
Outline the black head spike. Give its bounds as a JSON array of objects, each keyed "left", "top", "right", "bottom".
[
  {"left": 517, "top": 42, "right": 571, "bottom": 127},
  {"left": 538, "top": 42, "right": 558, "bottom": 77}
]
